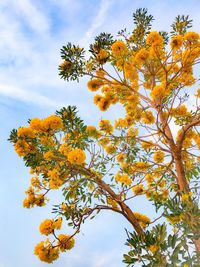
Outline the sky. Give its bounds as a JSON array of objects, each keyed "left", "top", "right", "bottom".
[{"left": 0, "top": 1, "right": 200, "bottom": 267}]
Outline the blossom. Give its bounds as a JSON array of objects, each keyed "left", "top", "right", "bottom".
[
  {"left": 99, "top": 119, "right": 113, "bottom": 133},
  {"left": 67, "top": 148, "right": 86, "bottom": 165},
  {"left": 149, "top": 244, "right": 159, "bottom": 253},
  {"left": 132, "top": 184, "right": 144, "bottom": 195},
  {"left": 142, "top": 111, "right": 155, "bottom": 124},
  {"left": 146, "top": 31, "right": 164, "bottom": 47},
  {"left": 153, "top": 151, "right": 165, "bottom": 163},
  {"left": 150, "top": 85, "right": 165, "bottom": 101},
  {"left": 111, "top": 40, "right": 127, "bottom": 57},
  {"left": 87, "top": 79, "right": 104, "bottom": 92},
  {"left": 170, "top": 35, "right": 183, "bottom": 50},
  {"left": 17, "top": 127, "right": 35, "bottom": 138},
  {"left": 86, "top": 125, "right": 101, "bottom": 138},
  {"left": 115, "top": 173, "right": 132, "bottom": 186},
  {"left": 105, "top": 144, "right": 117, "bottom": 154},
  {"left": 39, "top": 219, "right": 54, "bottom": 235},
  {"left": 184, "top": 31, "right": 199, "bottom": 43},
  {"left": 34, "top": 239, "right": 59, "bottom": 263},
  {"left": 30, "top": 118, "right": 42, "bottom": 131},
  {"left": 42, "top": 115, "right": 63, "bottom": 131},
  {"left": 134, "top": 48, "right": 149, "bottom": 65},
  {"left": 57, "top": 234, "right": 75, "bottom": 251},
  {"left": 133, "top": 212, "right": 151, "bottom": 228}
]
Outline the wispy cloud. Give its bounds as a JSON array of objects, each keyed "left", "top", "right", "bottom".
[
  {"left": 13, "top": 0, "right": 50, "bottom": 35},
  {"left": 0, "top": 84, "right": 65, "bottom": 107},
  {"left": 81, "top": 0, "right": 113, "bottom": 45}
]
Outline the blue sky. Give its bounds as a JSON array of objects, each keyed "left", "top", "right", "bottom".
[{"left": 0, "top": 1, "right": 200, "bottom": 267}]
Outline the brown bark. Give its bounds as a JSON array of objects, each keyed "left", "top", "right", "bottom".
[
  {"left": 158, "top": 111, "right": 200, "bottom": 254},
  {"left": 94, "top": 175, "right": 145, "bottom": 236}
]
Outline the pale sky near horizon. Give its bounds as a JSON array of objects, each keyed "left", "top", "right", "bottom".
[{"left": 0, "top": 1, "right": 200, "bottom": 267}]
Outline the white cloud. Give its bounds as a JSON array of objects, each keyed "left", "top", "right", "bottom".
[
  {"left": 13, "top": 0, "right": 50, "bottom": 35},
  {"left": 0, "top": 84, "right": 65, "bottom": 107},
  {"left": 81, "top": 0, "right": 113, "bottom": 46}
]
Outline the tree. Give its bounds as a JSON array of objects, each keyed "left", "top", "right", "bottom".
[{"left": 9, "top": 8, "right": 200, "bottom": 266}]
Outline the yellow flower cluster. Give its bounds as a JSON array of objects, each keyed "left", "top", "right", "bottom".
[
  {"left": 132, "top": 184, "right": 144, "bottom": 195},
  {"left": 133, "top": 212, "right": 151, "bottom": 228},
  {"left": 170, "top": 35, "right": 183, "bottom": 50},
  {"left": 34, "top": 217, "right": 75, "bottom": 263},
  {"left": 149, "top": 244, "right": 159, "bottom": 253},
  {"left": 30, "top": 115, "right": 63, "bottom": 132},
  {"left": 99, "top": 119, "right": 113, "bottom": 133},
  {"left": 67, "top": 148, "right": 86, "bottom": 165},
  {"left": 48, "top": 168, "right": 64, "bottom": 189},
  {"left": 96, "top": 49, "right": 109, "bottom": 62},
  {"left": 116, "top": 153, "right": 125, "bottom": 163},
  {"left": 153, "top": 151, "right": 165, "bottom": 163},
  {"left": 115, "top": 172, "right": 132, "bottom": 186},
  {"left": 34, "top": 239, "right": 59, "bottom": 263},
  {"left": 146, "top": 31, "right": 164, "bottom": 47},
  {"left": 14, "top": 139, "right": 36, "bottom": 157},
  {"left": 39, "top": 218, "right": 62, "bottom": 235},
  {"left": 141, "top": 111, "right": 155, "bottom": 124},
  {"left": 134, "top": 48, "right": 149, "bottom": 66},
  {"left": 105, "top": 144, "right": 117, "bottom": 154},
  {"left": 87, "top": 79, "right": 104, "bottom": 92},
  {"left": 23, "top": 187, "right": 45, "bottom": 208},
  {"left": 34, "top": 234, "right": 75, "bottom": 263},
  {"left": 17, "top": 127, "right": 35, "bottom": 138},
  {"left": 150, "top": 85, "right": 166, "bottom": 101},
  {"left": 86, "top": 125, "right": 101, "bottom": 138},
  {"left": 111, "top": 40, "right": 128, "bottom": 57},
  {"left": 57, "top": 234, "right": 75, "bottom": 251}
]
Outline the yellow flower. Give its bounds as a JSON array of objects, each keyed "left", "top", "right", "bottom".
[
  {"left": 181, "top": 192, "right": 193, "bottom": 203},
  {"left": 59, "top": 143, "right": 71, "bottom": 156},
  {"left": 150, "top": 85, "right": 165, "bottom": 101},
  {"left": 42, "top": 115, "right": 63, "bottom": 131},
  {"left": 153, "top": 151, "right": 165, "bottom": 163},
  {"left": 142, "top": 111, "right": 155, "bottom": 124},
  {"left": 17, "top": 127, "right": 35, "bottom": 138},
  {"left": 116, "top": 153, "right": 125, "bottom": 163},
  {"left": 98, "top": 137, "right": 110, "bottom": 146},
  {"left": 115, "top": 173, "right": 132, "bottom": 186},
  {"left": 14, "top": 140, "right": 35, "bottom": 157},
  {"left": 86, "top": 125, "right": 101, "bottom": 138},
  {"left": 184, "top": 31, "right": 199, "bottom": 43},
  {"left": 149, "top": 244, "right": 159, "bottom": 253},
  {"left": 93, "top": 94, "right": 103, "bottom": 105},
  {"left": 134, "top": 48, "right": 149, "bottom": 65},
  {"left": 145, "top": 174, "right": 154, "bottom": 183},
  {"left": 170, "top": 35, "right": 183, "bottom": 50},
  {"left": 99, "top": 119, "right": 113, "bottom": 133},
  {"left": 196, "top": 88, "right": 200, "bottom": 98},
  {"left": 111, "top": 40, "right": 128, "bottom": 57},
  {"left": 105, "top": 144, "right": 117, "bottom": 154},
  {"left": 132, "top": 184, "right": 144, "bottom": 195},
  {"left": 59, "top": 60, "right": 72, "bottom": 71},
  {"left": 98, "top": 97, "right": 111, "bottom": 111},
  {"left": 39, "top": 219, "right": 54, "bottom": 235},
  {"left": 53, "top": 217, "right": 62, "bottom": 230},
  {"left": 133, "top": 212, "right": 151, "bottom": 228},
  {"left": 43, "top": 151, "right": 54, "bottom": 160},
  {"left": 96, "top": 49, "right": 109, "bottom": 62},
  {"left": 87, "top": 79, "right": 104, "bottom": 92},
  {"left": 57, "top": 234, "right": 75, "bottom": 251},
  {"left": 67, "top": 148, "right": 86, "bottom": 165},
  {"left": 34, "top": 239, "right": 59, "bottom": 263},
  {"left": 30, "top": 118, "right": 42, "bottom": 131},
  {"left": 146, "top": 31, "right": 163, "bottom": 47}
]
